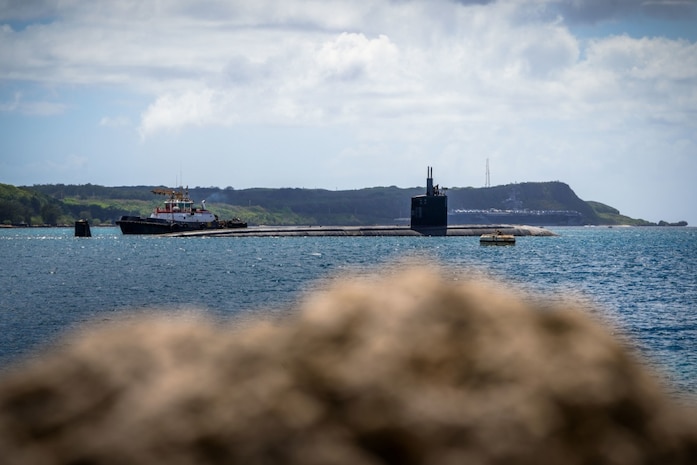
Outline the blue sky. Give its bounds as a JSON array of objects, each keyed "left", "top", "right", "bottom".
[{"left": 1, "top": 0, "right": 696, "bottom": 224}]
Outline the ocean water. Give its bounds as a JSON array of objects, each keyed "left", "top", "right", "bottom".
[{"left": 1, "top": 226, "right": 696, "bottom": 400}]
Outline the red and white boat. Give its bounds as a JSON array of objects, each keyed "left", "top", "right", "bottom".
[{"left": 116, "top": 187, "right": 246, "bottom": 234}]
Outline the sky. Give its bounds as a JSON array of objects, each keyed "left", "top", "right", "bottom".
[{"left": 1, "top": 0, "right": 696, "bottom": 225}]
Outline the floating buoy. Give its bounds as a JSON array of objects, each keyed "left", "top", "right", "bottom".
[
  {"left": 74, "top": 220, "right": 91, "bottom": 237},
  {"left": 480, "top": 231, "right": 515, "bottom": 245}
]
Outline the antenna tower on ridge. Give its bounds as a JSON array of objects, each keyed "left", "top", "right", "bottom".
[{"left": 485, "top": 158, "right": 491, "bottom": 188}]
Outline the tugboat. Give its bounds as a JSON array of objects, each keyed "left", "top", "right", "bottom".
[{"left": 116, "top": 187, "right": 246, "bottom": 235}]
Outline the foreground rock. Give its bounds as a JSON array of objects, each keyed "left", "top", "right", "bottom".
[{"left": 0, "top": 266, "right": 694, "bottom": 464}]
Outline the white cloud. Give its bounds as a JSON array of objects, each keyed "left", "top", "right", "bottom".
[
  {"left": 2, "top": 0, "right": 694, "bottom": 135},
  {"left": 138, "top": 30, "right": 408, "bottom": 136},
  {"left": 99, "top": 116, "right": 131, "bottom": 128},
  {"left": 139, "top": 89, "right": 223, "bottom": 136},
  {"left": 0, "top": 92, "right": 66, "bottom": 115}
]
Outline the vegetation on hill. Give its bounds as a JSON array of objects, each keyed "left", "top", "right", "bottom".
[
  {"left": 0, "top": 182, "right": 682, "bottom": 227},
  {"left": 0, "top": 184, "right": 68, "bottom": 226},
  {"left": 585, "top": 201, "right": 656, "bottom": 226}
]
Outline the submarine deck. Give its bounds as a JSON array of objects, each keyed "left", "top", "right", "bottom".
[{"left": 164, "top": 224, "right": 557, "bottom": 238}]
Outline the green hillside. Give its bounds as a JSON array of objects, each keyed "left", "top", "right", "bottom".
[
  {"left": 0, "top": 184, "right": 68, "bottom": 226},
  {"left": 585, "top": 201, "right": 655, "bottom": 226},
  {"left": 0, "top": 181, "right": 676, "bottom": 227}
]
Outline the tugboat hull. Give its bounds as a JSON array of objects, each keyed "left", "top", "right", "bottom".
[
  {"left": 116, "top": 216, "right": 247, "bottom": 235},
  {"left": 115, "top": 217, "right": 207, "bottom": 235}
]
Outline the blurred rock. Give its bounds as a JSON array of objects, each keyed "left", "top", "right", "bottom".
[{"left": 0, "top": 266, "right": 695, "bottom": 464}]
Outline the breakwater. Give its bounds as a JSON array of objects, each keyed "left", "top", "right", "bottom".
[{"left": 165, "top": 224, "right": 556, "bottom": 238}]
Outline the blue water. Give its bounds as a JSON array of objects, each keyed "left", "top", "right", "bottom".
[{"left": 1, "top": 226, "right": 696, "bottom": 400}]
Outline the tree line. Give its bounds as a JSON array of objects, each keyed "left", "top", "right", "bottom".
[{"left": 1, "top": 181, "right": 665, "bottom": 227}]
